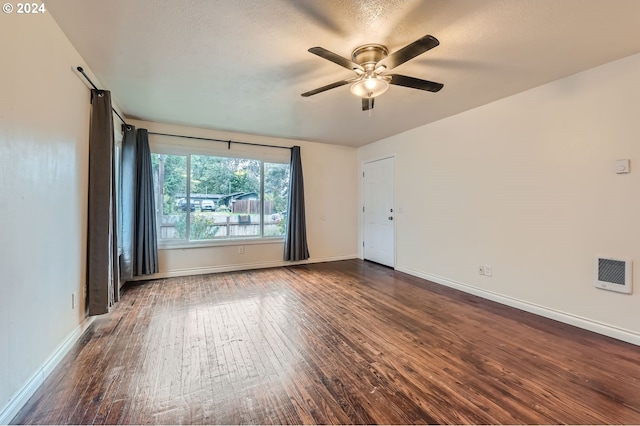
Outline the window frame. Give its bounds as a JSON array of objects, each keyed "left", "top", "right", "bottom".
[{"left": 150, "top": 137, "right": 290, "bottom": 249}]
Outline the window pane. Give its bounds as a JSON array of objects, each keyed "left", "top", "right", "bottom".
[
  {"left": 190, "top": 155, "right": 261, "bottom": 240},
  {"left": 264, "top": 162, "right": 290, "bottom": 237},
  {"left": 151, "top": 153, "right": 187, "bottom": 240}
]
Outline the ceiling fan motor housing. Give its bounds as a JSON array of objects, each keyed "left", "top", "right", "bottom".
[{"left": 351, "top": 44, "right": 389, "bottom": 69}]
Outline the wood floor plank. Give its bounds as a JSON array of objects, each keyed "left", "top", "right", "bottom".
[{"left": 11, "top": 259, "right": 640, "bottom": 424}]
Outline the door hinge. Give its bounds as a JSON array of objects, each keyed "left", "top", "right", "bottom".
[
  {"left": 362, "top": 171, "right": 365, "bottom": 178},
  {"left": 362, "top": 206, "right": 365, "bottom": 213},
  {"left": 362, "top": 241, "right": 365, "bottom": 247}
]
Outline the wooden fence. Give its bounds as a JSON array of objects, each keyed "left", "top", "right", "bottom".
[
  {"left": 159, "top": 214, "right": 283, "bottom": 239},
  {"left": 232, "top": 199, "right": 275, "bottom": 214}
]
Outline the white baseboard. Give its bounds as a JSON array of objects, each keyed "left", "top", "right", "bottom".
[
  {"left": 0, "top": 316, "right": 95, "bottom": 425},
  {"left": 396, "top": 265, "right": 640, "bottom": 347},
  {"left": 142, "top": 254, "right": 360, "bottom": 280}
]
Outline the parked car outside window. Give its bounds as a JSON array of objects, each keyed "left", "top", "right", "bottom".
[
  {"left": 178, "top": 198, "right": 195, "bottom": 212},
  {"left": 201, "top": 200, "right": 215, "bottom": 211}
]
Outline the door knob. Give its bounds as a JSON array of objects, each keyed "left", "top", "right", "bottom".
[{"left": 388, "top": 216, "right": 394, "bottom": 220}]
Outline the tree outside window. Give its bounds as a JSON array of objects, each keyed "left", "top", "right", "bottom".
[{"left": 151, "top": 153, "right": 289, "bottom": 242}]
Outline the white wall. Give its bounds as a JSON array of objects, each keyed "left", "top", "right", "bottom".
[
  {"left": 128, "top": 120, "right": 359, "bottom": 277},
  {"left": 0, "top": 11, "right": 97, "bottom": 420},
  {"left": 358, "top": 53, "right": 640, "bottom": 344}
]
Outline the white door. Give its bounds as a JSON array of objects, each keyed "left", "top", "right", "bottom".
[{"left": 363, "top": 157, "right": 395, "bottom": 267}]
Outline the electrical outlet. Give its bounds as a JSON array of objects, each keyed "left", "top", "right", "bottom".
[
  {"left": 238, "top": 246, "right": 245, "bottom": 254},
  {"left": 478, "top": 265, "right": 485, "bottom": 275},
  {"left": 484, "top": 265, "right": 492, "bottom": 277}
]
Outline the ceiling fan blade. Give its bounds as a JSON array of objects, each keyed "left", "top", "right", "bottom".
[
  {"left": 388, "top": 74, "right": 443, "bottom": 92},
  {"left": 362, "top": 98, "right": 375, "bottom": 111},
  {"left": 308, "top": 47, "right": 364, "bottom": 72},
  {"left": 301, "top": 79, "right": 354, "bottom": 97},
  {"left": 376, "top": 35, "right": 439, "bottom": 70}
]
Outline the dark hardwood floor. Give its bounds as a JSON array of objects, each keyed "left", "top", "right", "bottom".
[{"left": 12, "top": 259, "right": 640, "bottom": 424}]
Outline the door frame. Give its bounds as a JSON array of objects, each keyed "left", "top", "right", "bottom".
[{"left": 361, "top": 155, "right": 396, "bottom": 268}]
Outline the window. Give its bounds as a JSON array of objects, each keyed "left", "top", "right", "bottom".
[{"left": 151, "top": 151, "right": 289, "bottom": 245}]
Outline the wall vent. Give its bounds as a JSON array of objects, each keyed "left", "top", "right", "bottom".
[{"left": 595, "top": 257, "right": 632, "bottom": 294}]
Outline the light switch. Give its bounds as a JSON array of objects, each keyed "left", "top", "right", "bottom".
[{"left": 615, "top": 159, "right": 630, "bottom": 174}]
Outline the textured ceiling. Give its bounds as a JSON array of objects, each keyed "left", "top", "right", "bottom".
[{"left": 47, "top": 0, "right": 640, "bottom": 147}]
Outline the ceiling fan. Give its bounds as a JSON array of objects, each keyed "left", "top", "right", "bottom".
[{"left": 301, "top": 34, "right": 444, "bottom": 111}]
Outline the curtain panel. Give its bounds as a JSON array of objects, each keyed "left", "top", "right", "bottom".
[
  {"left": 284, "top": 146, "right": 310, "bottom": 261},
  {"left": 87, "top": 89, "right": 119, "bottom": 315},
  {"left": 134, "top": 129, "right": 159, "bottom": 276},
  {"left": 119, "top": 125, "right": 136, "bottom": 281},
  {"left": 120, "top": 127, "right": 159, "bottom": 280}
]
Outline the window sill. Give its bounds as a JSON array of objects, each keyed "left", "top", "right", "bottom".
[{"left": 158, "top": 237, "right": 285, "bottom": 250}]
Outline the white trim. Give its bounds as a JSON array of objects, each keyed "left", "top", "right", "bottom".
[
  {"left": 141, "top": 254, "right": 359, "bottom": 280},
  {"left": 0, "top": 316, "right": 96, "bottom": 425},
  {"left": 361, "top": 153, "right": 397, "bottom": 164},
  {"left": 396, "top": 264, "right": 640, "bottom": 347}
]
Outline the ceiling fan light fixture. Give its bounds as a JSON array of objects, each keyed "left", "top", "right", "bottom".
[{"left": 350, "top": 75, "right": 389, "bottom": 98}]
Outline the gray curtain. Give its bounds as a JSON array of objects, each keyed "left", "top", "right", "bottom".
[
  {"left": 284, "top": 146, "right": 310, "bottom": 261},
  {"left": 134, "top": 129, "right": 159, "bottom": 276},
  {"left": 120, "top": 127, "right": 159, "bottom": 279},
  {"left": 87, "top": 89, "right": 119, "bottom": 315},
  {"left": 119, "top": 125, "right": 136, "bottom": 281}
]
